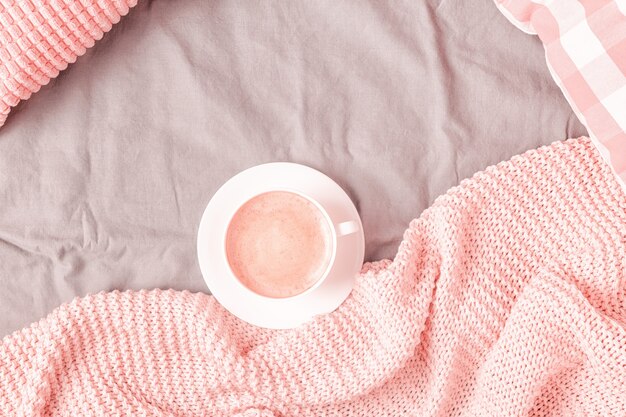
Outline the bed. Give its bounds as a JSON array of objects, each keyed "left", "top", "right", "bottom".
[{"left": 0, "top": 0, "right": 586, "bottom": 338}]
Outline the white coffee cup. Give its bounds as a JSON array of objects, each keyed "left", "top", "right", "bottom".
[
  {"left": 197, "top": 163, "right": 365, "bottom": 329},
  {"left": 224, "top": 188, "right": 359, "bottom": 299}
]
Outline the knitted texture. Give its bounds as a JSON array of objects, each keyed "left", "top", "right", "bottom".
[
  {"left": 0, "top": 0, "right": 138, "bottom": 126},
  {"left": 1, "top": 137, "right": 625, "bottom": 416}
]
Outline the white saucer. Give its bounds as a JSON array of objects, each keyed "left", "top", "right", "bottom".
[{"left": 197, "top": 162, "right": 365, "bottom": 329}]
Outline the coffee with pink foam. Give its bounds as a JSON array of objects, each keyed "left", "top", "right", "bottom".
[{"left": 225, "top": 191, "right": 333, "bottom": 298}]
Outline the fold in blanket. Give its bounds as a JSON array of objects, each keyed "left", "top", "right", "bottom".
[{"left": 1, "top": 137, "right": 625, "bottom": 416}]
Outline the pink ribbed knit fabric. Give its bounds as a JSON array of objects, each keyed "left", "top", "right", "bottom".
[
  {"left": 1, "top": 137, "right": 625, "bottom": 416},
  {"left": 0, "top": 0, "right": 137, "bottom": 125}
]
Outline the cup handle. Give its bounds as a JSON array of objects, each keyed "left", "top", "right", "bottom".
[{"left": 336, "top": 220, "right": 359, "bottom": 237}]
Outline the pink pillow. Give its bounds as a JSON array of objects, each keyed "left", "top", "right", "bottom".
[
  {"left": 0, "top": 0, "right": 138, "bottom": 126},
  {"left": 494, "top": 0, "right": 626, "bottom": 187}
]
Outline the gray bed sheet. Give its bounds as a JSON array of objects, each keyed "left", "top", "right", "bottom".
[{"left": 0, "top": 0, "right": 586, "bottom": 337}]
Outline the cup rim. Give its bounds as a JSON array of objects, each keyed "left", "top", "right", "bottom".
[{"left": 222, "top": 188, "right": 338, "bottom": 300}]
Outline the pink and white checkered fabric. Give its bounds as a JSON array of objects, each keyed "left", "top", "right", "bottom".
[
  {"left": 495, "top": 0, "right": 626, "bottom": 188},
  {"left": 0, "top": 0, "right": 137, "bottom": 126}
]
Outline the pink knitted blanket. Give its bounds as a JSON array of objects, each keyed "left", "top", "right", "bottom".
[{"left": 1, "top": 137, "right": 625, "bottom": 416}]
